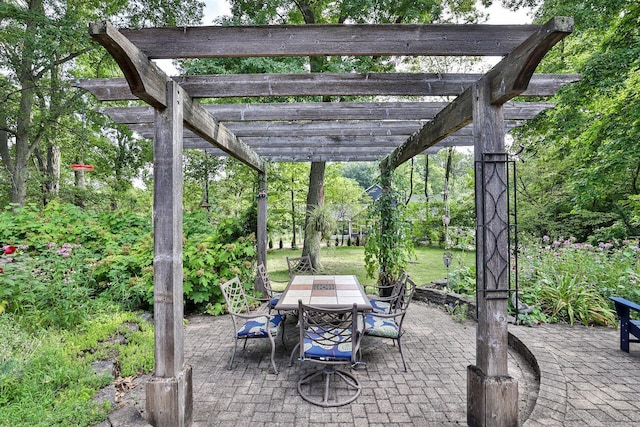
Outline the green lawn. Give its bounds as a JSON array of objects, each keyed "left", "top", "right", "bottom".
[{"left": 266, "top": 245, "right": 474, "bottom": 290}]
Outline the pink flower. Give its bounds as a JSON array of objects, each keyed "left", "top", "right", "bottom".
[{"left": 2, "top": 245, "right": 16, "bottom": 255}]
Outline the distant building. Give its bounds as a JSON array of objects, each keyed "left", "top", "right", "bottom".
[{"left": 365, "top": 184, "right": 383, "bottom": 201}]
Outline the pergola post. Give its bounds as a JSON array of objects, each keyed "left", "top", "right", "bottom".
[
  {"left": 467, "top": 80, "right": 518, "bottom": 427},
  {"left": 146, "top": 81, "right": 193, "bottom": 427},
  {"left": 255, "top": 167, "right": 268, "bottom": 294}
]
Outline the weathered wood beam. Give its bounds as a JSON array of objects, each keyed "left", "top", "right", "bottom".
[
  {"left": 120, "top": 24, "right": 540, "bottom": 58},
  {"left": 101, "top": 101, "right": 554, "bottom": 124},
  {"left": 129, "top": 123, "right": 517, "bottom": 144},
  {"left": 189, "top": 146, "right": 441, "bottom": 162},
  {"left": 489, "top": 17, "right": 574, "bottom": 104},
  {"left": 87, "top": 21, "right": 265, "bottom": 173},
  {"left": 175, "top": 73, "right": 578, "bottom": 98},
  {"left": 381, "top": 17, "right": 573, "bottom": 172},
  {"left": 76, "top": 73, "right": 578, "bottom": 100}
]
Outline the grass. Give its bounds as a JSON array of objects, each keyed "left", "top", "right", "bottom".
[{"left": 266, "top": 244, "right": 475, "bottom": 291}]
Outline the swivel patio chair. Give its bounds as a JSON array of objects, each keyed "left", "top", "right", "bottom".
[
  {"left": 286, "top": 255, "right": 316, "bottom": 277},
  {"left": 296, "top": 301, "right": 363, "bottom": 407},
  {"left": 367, "top": 271, "right": 408, "bottom": 314},
  {"left": 363, "top": 277, "right": 417, "bottom": 372},
  {"left": 219, "top": 276, "right": 285, "bottom": 374}
]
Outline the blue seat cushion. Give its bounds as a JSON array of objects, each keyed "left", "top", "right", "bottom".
[
  {"left": 303, "top": 327, "right": 353, "bottom": 361},
  {"left": 364, "top": 314, "right": 400, "bottom": 339},
  {"left": 237, "top": 314, "right": 284, "bottom": 338},
  {"left": 269, "top": 295, "right": 280, "bottom": 308},
  {"left": 369, "top": 299, "right": 392, "bottom": 314}
]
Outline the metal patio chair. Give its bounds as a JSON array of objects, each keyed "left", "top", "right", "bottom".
[
  {"left": 219, "top": 276, "right": 285, "bottom": 374},
  {"left": 295, "top": 301, "right": 363, "bottom": 407},
  {"left": 286, "top": 255, "right": 316, "bottom": 277},
  {"left": 363, "top": 277, "right": 417, "bottom": 372},
  {"left": 367, "top": 271, "right": 408, "bottom": 314},
  {"left": 256, "top": 263, "right": 285, "bottom": 312}
]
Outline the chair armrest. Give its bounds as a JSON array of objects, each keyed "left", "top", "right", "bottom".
[
  {"left": 365, "top": 309, "right": 407, "bottom": 320},
  {"left": 610, "top": 297, "right": 640, "bottom": 313},
  {"left": 231, "top": 312, "right": 271, "bottom": 321}
]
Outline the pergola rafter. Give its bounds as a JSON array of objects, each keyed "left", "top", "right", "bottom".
[{"left": 82, "top": 18, "right": 576, "bottom": 427}]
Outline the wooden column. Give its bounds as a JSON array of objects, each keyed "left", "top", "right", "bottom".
[
  {"left": 467, "top": 80, "right": 518, "bottom": 427},
  {"left": 255, "top": 167, "right": 268, "bottom": 294},
  {"left": 146, "top": 81, "right": 193, "bottom": 427}
]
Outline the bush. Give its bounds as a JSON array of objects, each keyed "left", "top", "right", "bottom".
[{"left": 516, "top": 237, "right": 634, "bottom": 326}]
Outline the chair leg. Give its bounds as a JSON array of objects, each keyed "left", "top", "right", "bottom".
[
  {"left": 228, "top": 337, "right": 239, "bottom": 370},
  {"left": 268, "top": 333, "right": 279, "bottom": 374},
  {"left": 396, "top": 337, "right": 407, "bottom": 372},
  {"left": 298, "top": 367, "right": 361, "bottom": 407},
  {"left": 288, "top": 342, "right": 300, "bottom": 367}
]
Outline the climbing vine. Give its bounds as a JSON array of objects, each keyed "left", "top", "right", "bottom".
[{"left": 364, "top": 170, "right": 415, "bottom": 288}]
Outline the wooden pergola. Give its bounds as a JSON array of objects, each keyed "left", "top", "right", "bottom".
[{"left": 78, "top": 18, "right": 575, "bottom": 427}]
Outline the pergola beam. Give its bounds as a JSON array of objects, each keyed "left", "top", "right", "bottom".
[
  {"left": 76, "top": 73, "right": 578, "bottom": 100},
  {"left": 382, "top": 17, "right": 573, "bottom": 172},
  {"left": 87, "top": 21, "right": 265, "bottom": 173},
  {"left": 120, "top": 24, "right": 541, "bottom": 58},
  {"left": 101, "top": 101, "right": 554, "bottom": 124}
]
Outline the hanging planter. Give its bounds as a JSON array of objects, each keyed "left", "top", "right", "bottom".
[{"left": 71, "top": 163, "right": 94, "bottom": 171}]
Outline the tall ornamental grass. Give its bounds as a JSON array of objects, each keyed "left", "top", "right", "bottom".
[{"left": 517, "top": 237, "right": 640, "bottom": 326}]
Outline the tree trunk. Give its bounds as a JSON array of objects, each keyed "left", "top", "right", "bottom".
[
  {"left": 291, "top": 172, "right": 297, "bottom": 248},
  {"left": 302, "top": 161, "right": 325, "bottom": 269},
  {"left": 7, "top": 0, "right": 43, "bottom": 207}
]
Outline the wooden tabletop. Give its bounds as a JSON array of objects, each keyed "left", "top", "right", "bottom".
[{"left": 274, "top": 275, "right": 373, "bottom": 311}]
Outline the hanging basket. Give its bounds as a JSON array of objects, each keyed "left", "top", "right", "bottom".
[{"left": 71, "top": 163, "right": 95, "bottom": 171}]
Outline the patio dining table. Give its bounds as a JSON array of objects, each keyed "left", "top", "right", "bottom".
[{"left": 273, "top": 274, "right": 373, "bottom": 312}]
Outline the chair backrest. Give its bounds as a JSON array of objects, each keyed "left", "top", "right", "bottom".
[
  {"left": 220, "top": 276, "right": 250, "bottom": 315},
  {"left": 287, "top": 255, "right": 315, "bottom": 276},
  {"left": 389, "top": 271, "right": 408, "bottom": 299},
  {"left": 256, "top": 263, "right": 273, "bottom": 297},
  {"left": 395, "top": 277, "right": 417, "bottom": 312},
  {"left": 298, "top": 301, "right": 359, "bottom": 364}
]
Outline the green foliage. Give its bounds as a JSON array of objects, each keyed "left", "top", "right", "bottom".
[
  {"left": 517, "top": 237, "right": 636, "bottom": 326},
  {"left": 182, "top": 226, "right": 257, "bottom": 312},
  {"left": 0, "top": 310, "right": 154, "bottom": 427},
  {"left": 445, "top": 301, "right": 468, "bottom": 323},
  {"left": 447, "top": 264, "right": 477, "bottom": 297},
  {"left": 514, "top": 1, "right": 640, "bottom": 241},
  {"left": 1, "top": 243, "right": 96, "bottom": 330},
  {"left": 304, "top": 204, "right": 337, "bottom": 252},
  {"left": 364, "top": 171, "right": 415, "bottom": 286}
]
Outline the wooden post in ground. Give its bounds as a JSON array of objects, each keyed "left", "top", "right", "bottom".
[
  {"left": 255, "top": 167, "right": 268, "bottom": 294},
  {"left": 146, "top": 81, "right": 193, "bottom": 427},
  {"left": 467, "top": 80, "right": 518, "bottom": 427}
]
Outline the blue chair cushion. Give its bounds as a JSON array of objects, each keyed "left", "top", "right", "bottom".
[
  {"left": 237, "top": 314, "right": 284, "bottom": 338},
  {"left": 269, "top": 296, "right": 280, "bottom": 308},
  {"left": 364, "top": 314, "right": 400, "bottom": 338},
  {"left": 303, "top": 328, "right": 353, "bottom": 361},
  {"left": 369, "top": 299, "right": 392, "bottom": 314}
]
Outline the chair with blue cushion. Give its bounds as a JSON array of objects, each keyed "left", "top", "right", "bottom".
[
  {"left": 220, "top": 276, "right": 285, "bottom": 374},
  {"left": 364, "top": 277, "right": 417, "bottom": 372},
  {"left": 367, "top": 271, "right": 408, "bottom": 314},
  {"left": 295, "top": 301, "right": 362, "bottom": 407},
  {"left": 256, "top": 263, "right": 283, "bottom": 311}
]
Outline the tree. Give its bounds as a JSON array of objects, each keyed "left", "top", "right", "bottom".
[
  {"left": 219, "top": 0, "right": 484, "bottom": 269},
  {"left": 506, "top": 0, "right": 640, "bottom": 241},
  {"left": 0, "top": 0, "right": 203, "bottom": 207}
]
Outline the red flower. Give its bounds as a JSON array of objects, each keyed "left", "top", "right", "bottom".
[
  {"left": 3, "top": 245, "right": 16, "bottom": 255},
  {"left": 0, "top": 267, "right": 3, "bottom": 273}
]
